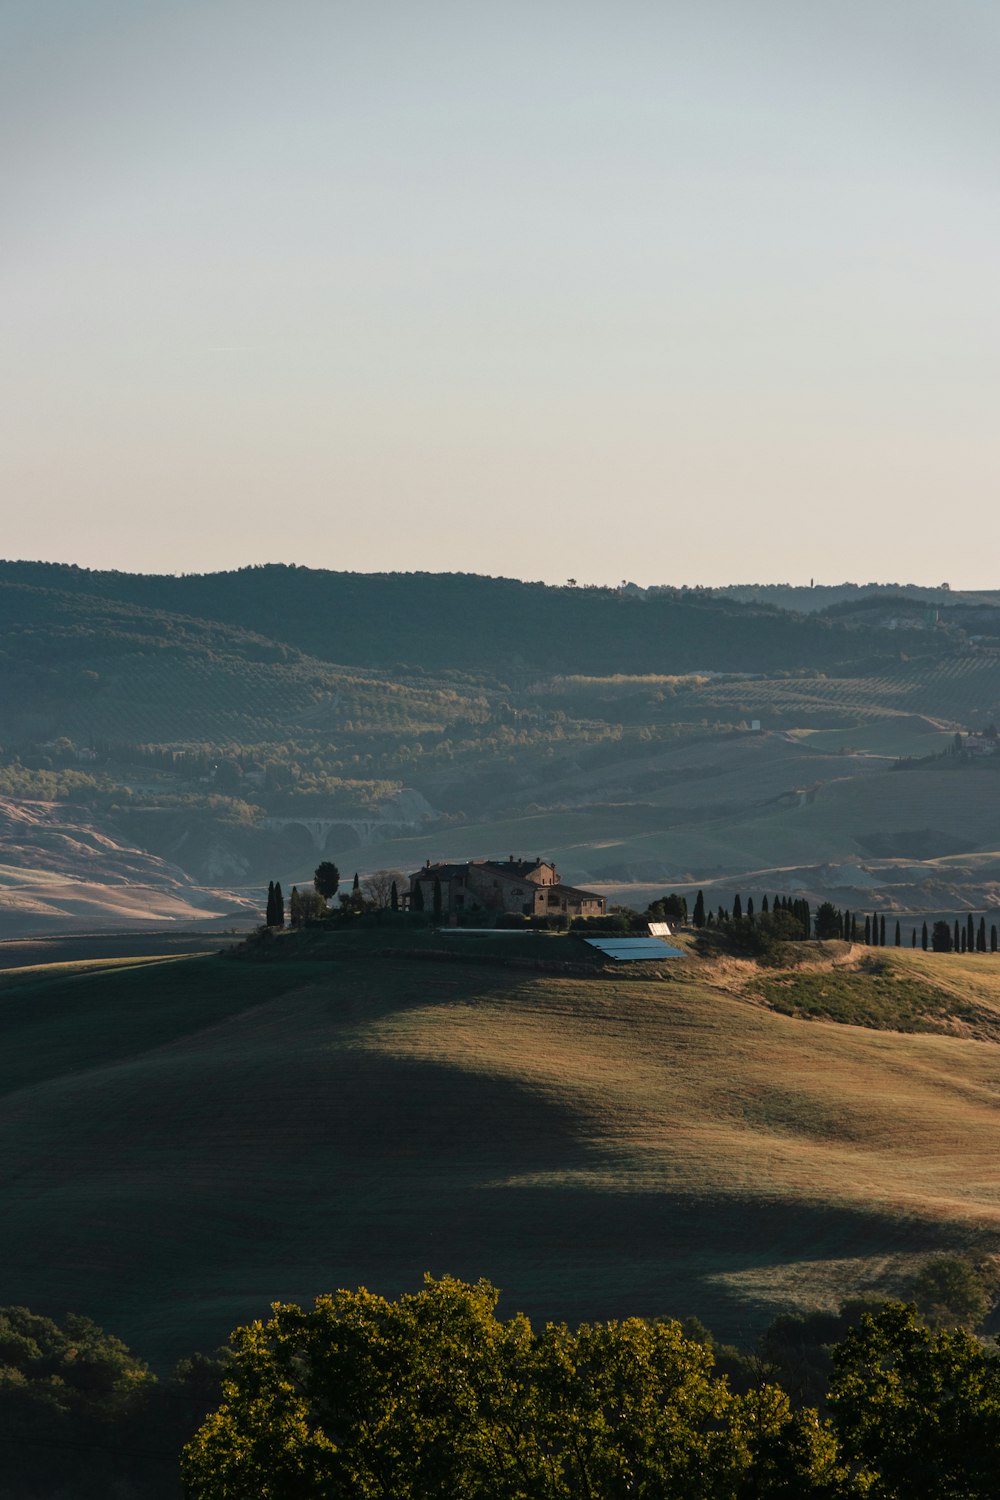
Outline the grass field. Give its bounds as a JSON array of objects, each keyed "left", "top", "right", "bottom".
[{"left": 3, "top": 936, "right": 1000, "bottom": 1370}]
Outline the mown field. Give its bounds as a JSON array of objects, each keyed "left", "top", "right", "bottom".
[{"left": 4, "top": 935, "right": 1000, "bottom": 1370}]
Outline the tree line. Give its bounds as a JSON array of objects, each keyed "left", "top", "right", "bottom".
[{"left": 677, "top": 889, "right": 1000, "bottom": 954}]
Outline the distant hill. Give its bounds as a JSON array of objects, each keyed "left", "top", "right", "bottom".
[
  {"left": 5, "top": 560, "right": 1000, "bottom": 936},
  {"left": 0, "top": 560, "right": 931, "bottom": 676}
]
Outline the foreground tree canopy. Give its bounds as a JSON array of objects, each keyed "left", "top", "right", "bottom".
[
  {"left": 182, "top": 1276, "right": 845, "bottom": 1498},
  {"left": 182, "top": 1279, "right": 1000, "bottom": 1499}
]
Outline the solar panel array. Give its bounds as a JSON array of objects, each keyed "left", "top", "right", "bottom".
[{"left": 584, "top": 937, "right": 685, "bottom": 961}]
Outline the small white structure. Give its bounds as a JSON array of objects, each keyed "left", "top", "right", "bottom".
[{"left": 648, "top": 921, "right": 673, "bottom": 938}]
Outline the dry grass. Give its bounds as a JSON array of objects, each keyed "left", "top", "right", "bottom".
[{"left": 3, "top": 941, "right": 1000, "bottom": 1366}]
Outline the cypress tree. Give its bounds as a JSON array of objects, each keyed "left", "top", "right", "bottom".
[
  {"left": 390, "top": 881, "right": 398, "bottom": 912},
  {"left": 864, "top": 916, "right": 871, "bottom": 944},
  {"left": 967, "top": 913, "right": 976, "bottom": 953},
  {"left": 412, "top": 880, "right": 424, "bottom": 912},
  {"left": 761, "top": 895, "right": 769, "bottom": 914},
  {"left": 718, "top": 906, "right": 725, "bottom": 924},
  {"left": 266, "top": 880, "right": 275, "bottom": 927},
  {"left": 922, "top": 921, "right": 928, "bottom": 951},
  {"left": 843, "top": 907, "right": 850, "bottom": 940},
  {"left": 911, "top": 928, "right": 916, "bottom": 948},
  {"left": 879, "top": 914, "right": 885, "bottom": 946},
  {"left": 290, "top": 886, "right": 301, "bottom": 928},
  {"left": 961, "top": 929, "right": 968, "bottom": 953},
  {"left": 871, "top": 913, "right": 878, "bottom": 946},
  {"left": 353, "top": 871, "right": 360, "bottom": 893},
  {"left": 954, "top": 918, "right": 961, "bottom": 952},
  {"left": 979, "top": 916, "right": 987, "bottom": 953},
  {"left": 274, "top": 882, "right": 284, "bottom": 927},
  {"left": 894, "top": 920, "right": 900, "bottom": 946},
  {"left": 733, "top": 894, "right": 743, "bottom": 921},
  {"left": 801, "top": 900, "right": 811, "bottom": 938},
  {"left": 433, "top": 876, "right": 443, "bottom": 920},
  {"left": 746, "top": 896, "right": 754, "bottom": 920},
  {"left": 992, "top": 924, "right": 998, "bottom": 953},
  {"left": 693, "top": 890, "right": 706, "bottom": 927},
  {"left": 851, "top": 915, "right": 858, "bottom": 941}
]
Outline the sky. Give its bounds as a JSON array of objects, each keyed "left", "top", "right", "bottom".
[{"left": 2, "top": 0, "right": 999, "bottom": 588}]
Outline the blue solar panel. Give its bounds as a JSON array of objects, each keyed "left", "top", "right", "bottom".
[{"left": 584, "top": 938, "right": 685, "bottom": 960}]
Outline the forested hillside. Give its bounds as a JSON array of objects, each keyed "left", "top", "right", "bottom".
[
  {"left": 4, "top": 562, "right": 1000, "bottom": 925},
  {"left": 0, "top": 560, "right": 932, "bottom": 674}
]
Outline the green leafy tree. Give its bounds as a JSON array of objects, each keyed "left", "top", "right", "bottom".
[
  {"left": 932, "top": 920, "right": 952, "bottom": 952},
  {"left": 313, "top": 861, "right": 340, "bottom": 903},
  {"left": 830, "top": 1301, "right": 1000, "bottom": 1499},
  {"left": 911, "top": 1256, "right": 989, "bottom": 1331},
  {"left": 814, "top": 902, "right": 842, "bottom": 940},
  {"left": 182, "top": 1277, "right": 842, "bottom": 1500}
]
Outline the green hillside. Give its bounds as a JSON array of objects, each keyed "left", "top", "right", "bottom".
[{"left": 3, "top": 936, "right": 999, "bottom": 1368}]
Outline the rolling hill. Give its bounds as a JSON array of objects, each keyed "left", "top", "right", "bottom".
[{"left": 2, "top": 933, "right": 999, "bottom": 1368}]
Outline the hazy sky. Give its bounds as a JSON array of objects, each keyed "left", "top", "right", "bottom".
[{"left": 3, "top": 1, "right": 998, "bottom": 587}]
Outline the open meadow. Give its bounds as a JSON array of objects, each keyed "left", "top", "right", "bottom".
[{"left": 3, "top": 932, "right": 1000, "bottom": 1368}]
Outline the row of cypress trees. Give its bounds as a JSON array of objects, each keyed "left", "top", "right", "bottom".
[{"left": 689, "top": 889, "right": 1000, "bottom": 953}]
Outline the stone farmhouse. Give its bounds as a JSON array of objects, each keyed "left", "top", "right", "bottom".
[{"left": 409, "top": 857, "right": 606, "bottom": 919}]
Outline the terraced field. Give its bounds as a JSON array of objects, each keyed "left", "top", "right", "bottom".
[{"left": 3, "top": 937, "right": 1000, "bottom": 1368}]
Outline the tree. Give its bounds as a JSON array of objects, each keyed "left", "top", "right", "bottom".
[
  {"left": 363, "top": 869, "right": 405, "bottom": 909},
  {"left": 183, "top": 1276, "right": 842, "bottom": 1500},
  {"left": 992, "top": 924, "right": 997, "bottom": 953},
  {"left": 978, "top": 916, "right": 987, "bottom": 953},
  {"left": 265, "top": 879, "right": 275, "bottom": 927},
  {"left": 432, "top": 876, "right": 443, "bottom": 920},
  {"left": 911, "top": 928, "right": 916, "bottom": 948},
  {"left": 352, "top": 871, "right": 360, "bottom": 894},
  {"left": 814, "top": 902, "right": 842, "bottom": 941},
  {"left": 761, "top": 895, "right": 769, "bottom": 914},
  {"left": 390, "top": 880, "right": 398, "bottom": 912},
  {"left": 733, "top": 893, "right": 743, "bottom": 921},
  {"left": 829, "top": 1301, "right": 1000, "bottom": 1499},
  {"left": 967, "top": 913, "right": 975, "bottom": 953},
  {"left": 289, "top": 886, "right": 302, "bottom": 928},
  {"left": 411, "top": 879, "right": 424, "bottom": 912},
  {"left": 932, "top": 920, "right": 952, "bottom": 953},
  {"left": 879, "top": 914, "right": 885, "bottom": 946},
  {"left": 746, "top": 896, "right": 754, "bottom": 920},
  {"left": 273, "top": 881, "right": 284, "bottom": 928},
  {"left": 864, "top": 916, "right": 871, "bottom": 945},
  {"left": 911, "top": 1256, "right": 989, "bottom": 1331},
  {"left": 693, "top": 889, "right": 706, "bottom": 927},
  {"left": 954, "top": 918, "right": 961, "bottom": 952},
  {"left": 894, "top": 920, "right": 901, "bottom": 947},
  {"left": 922, "top": 921, "right": 928, "bottom": 951},
  {"left": 313, "top": 861, "right": 340, "bottom": 903}
]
